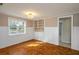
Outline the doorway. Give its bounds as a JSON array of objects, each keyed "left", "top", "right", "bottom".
[{"left": 59, "top": 17, "right": 72, "bottom": 48}]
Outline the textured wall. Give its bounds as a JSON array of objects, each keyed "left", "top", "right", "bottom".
[
  {"left": 45, "top": 17, "right": 57, "bottom": 27},
  {"left": 71, "top": 13, "right": 79, "bottom": 50},
  {"left": 27, "top": 20, "right": 33, "bottom": 27},
  {"left": 0, "top": 13, "right": 8, "bottom": 26}
]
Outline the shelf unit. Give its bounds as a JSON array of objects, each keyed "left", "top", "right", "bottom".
[{"left": 34, "top": 20, "right": 44, "bottom": 32}]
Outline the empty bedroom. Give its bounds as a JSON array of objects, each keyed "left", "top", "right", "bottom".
[{"left": 0, "top": 3, "right": 79, "bottom": 55}]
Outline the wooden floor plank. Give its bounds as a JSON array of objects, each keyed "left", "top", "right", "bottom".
[{"left": 0, "top": 39, "right": 79, "bottom": 55}]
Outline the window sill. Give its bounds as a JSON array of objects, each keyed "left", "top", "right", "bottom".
[{"left": 9, "top": 33, "right": 26, "bottom": 36}]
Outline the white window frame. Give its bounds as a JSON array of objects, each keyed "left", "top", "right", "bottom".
[{"left": 8, "top": 17, "right": 26, "bottom": 35}]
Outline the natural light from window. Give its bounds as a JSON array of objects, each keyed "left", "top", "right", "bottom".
[{"left": 8, "top": 17, "right": 26, "bottom": 35}]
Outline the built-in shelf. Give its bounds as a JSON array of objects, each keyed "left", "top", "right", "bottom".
[{"left": 34, "top": 20, "right": 44, "bottom": 32}]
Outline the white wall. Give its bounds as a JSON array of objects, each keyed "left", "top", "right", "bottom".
[
  {"left": 0, "top": 27, "right": 34, "bottom": 48},
  {"left": 72, "top": 27, "right": 79, "bottom": 50},
  {"left": 71, "top": 13, "right": 79, "bottom": 50},
  {"left": 44, "top": 27, "right": 59, "bottom": 45},
  {"left": 0, "top": 27, "right": 8, "bottom": 48},
  {"left": 0, "top": 26, "right": 59, "bottom": 48},
  {"left": 34, "top": 32, "right": 44, "bottom": 41},
  {"left": 34, "top": 27, "right": 59, "bottom": 45}
]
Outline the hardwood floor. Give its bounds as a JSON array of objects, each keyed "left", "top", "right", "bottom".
[{"left": 0, "top": 39, "right": 79, "bottom": 55}]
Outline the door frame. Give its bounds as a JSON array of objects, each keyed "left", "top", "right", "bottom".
[
  {"left": 57, "top": 15, "right": 73, "bottom": 48},
  {"left": 59, "top": 21, "right": 63, "bottom": 42}
]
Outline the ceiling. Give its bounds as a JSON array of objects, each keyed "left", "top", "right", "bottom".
[{"left": 0, "top": 3, "right": 79, "bottom": 19}]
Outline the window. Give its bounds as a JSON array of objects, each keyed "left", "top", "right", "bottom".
[{"left": 8, "top": 17, "right": 26, "bottom": 35}]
